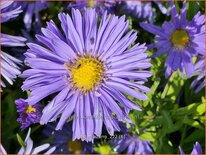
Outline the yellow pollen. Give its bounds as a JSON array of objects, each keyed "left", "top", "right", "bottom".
[
  {"left": 87, "top": 0, "right": 96, "bottom": 7},
  {"left": 171, "top": 30, "right": 189, "bottom": 48},
  {"left": 98, "top": 144, "right": 112, "bottom": 154},
  {"left": 26, "top": 106, "right": 36, "bottom": 114},
  {"left": 68, "top": 56, "right": 104, "bottom": 92},
  {"left": 68, "top": 140, "right": 82, "bottom": 153}
]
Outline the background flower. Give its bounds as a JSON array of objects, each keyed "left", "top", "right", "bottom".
[
  {"left": 1, "top": 128, "right": 56, "bottom": 154},
  {"left": 191, "top": 57, "right": 205, "bottom": 93},
  {"left": 140, "top": 0, "right": 205, "bottom": 78},
  {"left": 44, "top": 122, "right": 93, "bottom": 154},
  {"left": 111, "top": 134, "right": 153, "bottom": 154},
  {"left": 15, "top": 99, "right": 42, "bottom": 130},
  {"left": 1, "top": 1, "right": 26, "bottom": 89},
  {"left": 179, "top": 142, "right": 202, "bottom": 154}
]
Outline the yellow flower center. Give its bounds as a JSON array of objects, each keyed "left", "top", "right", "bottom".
[
  {"left": 68, "top": 56, "right": 104, "bottom": 93},
  {"left": 68, "top": 140, "right": 82, "bottom": 153},
  {"left": 26, "top": 106, "right": 36, "bottom": 114},
  {"left": 171, "top": 30, "right": 189, "bottom": 48},
  {"left": 87, "top": 0, "right": 96, "bottom": 7},
  {"left": 97, "top": 144, "right": 112, "bottom": 154}
]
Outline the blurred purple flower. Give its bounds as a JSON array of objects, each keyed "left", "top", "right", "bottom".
[
  {"left": 179, "top": 142, "right": 203, "bottom": 154},
  {"left": 15, "top": 99, "right": 42, "bottom": 130},
  {"left": 1, "top": 1, "right": 26, "bottom": 89},
  {"left": 67, "top": 0, "right": 119, "bottom": 15},
  {"left": 140, "top": 0, "right": 205, "bottom": 78},
  {"left": 21, "top": 8, "right": 151, "bottom": 142},
  {"left": 191, "top": 57, "right": 205, "bottom": 93},
  {"left": 1, "top": 128, "right": 56, "bottom": 154},
  {"left": 1, "top": 1, "right": 22, "bottom": 23},
  {"left": 17, "top": 1, "right": 50, "bottom": 30},
  {"left": 44, "top": 122, "right": 93, "bottom": 154},
  {"left": 123, "top": 1, "right": 169, "bottom": 22},
  {"left": 111, "top": 134, "right": 153, "bottom": 154}
]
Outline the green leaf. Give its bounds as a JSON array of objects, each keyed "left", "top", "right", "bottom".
[{"left": 16, "top": 134, "right": 26, "bottom": 149}]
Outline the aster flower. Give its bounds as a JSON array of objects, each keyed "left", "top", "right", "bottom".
[
  {"left": 179, "top": 142, "right": 203, "bottom": 154},
  {"left": 123, "top": 1, "right": 169, "bottom": 22},
  {"left": 15, "top": 99, "right": 42, "bottom": 130},
  {"left": 21, "top": 8, "right": 151, "bottom": 142},
  {"left": 16, "top": 1, "right": 50, "bottom": 30},
  {"left": 1, "top": 128, "right": 56, "bottom": 154},
  {"left": 1, "top": 1, "right": 26, "bottom": 89},
  {"left": 140, "top": 0, "right": 205, "bottom": 78},
  {"left": 191, "top": 57, "right": 205, "bottom": 93},
  {"left": 1, "top": 1, "right": 22, "bottom": 23},
  {"left": 67, "top": 0, "right": 118, "bottom": 15},
  {"left": 44, "top": 122, "right": 93, "bottom": 154},
  {"left": 111, "top": 134, "right": 153, "bottom": 154}
]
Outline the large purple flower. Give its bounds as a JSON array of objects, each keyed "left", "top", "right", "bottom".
[
  {"left": 15, "top": 99, "right": 42, "bottom": 130},
  {"left": 44, "top": 122, "right": 93, "bottom": 154},
  {"left": 140, "top": 0, "right": 205, "bottom": 78},
  {"left": 1, "top": 128, "right": 56, "bottom": 154},
  {"left": 179, "top": 142, "right": 203, "bottom": 154},
  {"left": 191, "top": 57, "right": 205, "bottom": 93},
  {"left": 21, "top": 9, "right": 151, "bottom": 142},
  {"left": 111, "top": 134, "right": 153, "bottom": 154},
  {"left": 1, "top": 1, "right": 26, "bottom": 89}
]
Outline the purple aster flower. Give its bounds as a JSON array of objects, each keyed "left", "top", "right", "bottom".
[
  {"left": 179, "top": 142, "right": 203, "bottom": 154},
  {"left": 67, "top": 0, "right": 118, "bottom": 15},
  {"left": 1, "top": 1, "right": 22, "bottom": 23},
  {"left": 1, "top": 1, "right": 26, "bottom": 89},
  {"left": 111, "top": 134, "right": 153, "bottom": 154},
  {"left": 15, "top": 99, "right": 42, "bottom": 130},
  {"left": 123, "top": 1, "right": 169, "bottom": 22},
  {"left": 21, "top": 8, "right": 151, "bottom": 142},
  {"left": 16, "top": 1, "right": 50, "bottom": 30},
  {"left": 44, "top": 122, "right": 93, "bottom": 154},
  {"left": 1, "top": 128, "right": 56, "bottom": 154},
  {"left": 191, "top": 57, "right": 205, "bottom": 93},
  {"left": 140, "top": 0, "right": 205, "bottom": 78}
]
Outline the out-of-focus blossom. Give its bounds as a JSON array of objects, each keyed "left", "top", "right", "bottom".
[
  {"left": 67, "top": 0, "right": 119, "bottom": 15},
  {"left": 44, "top": 122, "right": 93, "bottom": 154},
  {"left": 17, "top": 1, "right": 50, "bottom": 30},
  {"left": 1, "top": 1, "right": 26, "bottom": 89},
  {"left": 1, "top": 1, "right": 22, "bottom": 23},
  {"left": 110, "top": 134, "right": 153, "bottom": 154},
  {"left": 123, "top": 1, "right": 169, "bottom": 22},
  {"left": 191, "top": 57, "right": 205, "bottom": 93},
  {"left": 179, "top": 142, "right": 203, "bottom": 154},
  {"left": 1, "top": 128, "right": 56, "bottom": 154}
]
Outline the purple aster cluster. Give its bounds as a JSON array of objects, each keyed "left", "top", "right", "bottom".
[
  {"left": 15, "top": 99, "right": 42, "bottom": 130},
  {"left": 140, "top": 0, "right": 205, "bottom": 78}
]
